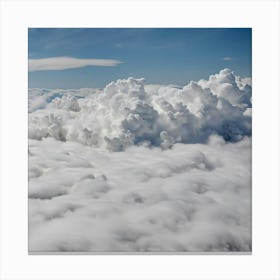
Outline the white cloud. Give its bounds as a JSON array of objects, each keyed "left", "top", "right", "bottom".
[
  {"left": 28, "top": 136, "right": 251, "bottom": 252},
  {"left": 28, "top": 56, "right": 123, "bottom": 72},
  {"left": 223, "top": 57, "right": 232, "bottom": 61},
  {"left": 29, "top": 69, "right": 252, "bottom": 150},
  {"left": 28, "top": 69, "right": 252, "bottom": 252}
]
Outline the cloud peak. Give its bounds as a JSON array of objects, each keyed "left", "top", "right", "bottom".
[
  {"left": 223, "top": 57, "right": 232, "bottom": 61},
  {"left": 29, "top": 56, "right": 123, "bottom": 72}
]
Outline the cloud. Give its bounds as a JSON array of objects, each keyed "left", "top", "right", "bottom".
[
  {"left": 223, "top": 57, "right": 232, "bottom": 61},
  {"left": 28, "top": 137, "right": 251, "bottom": 252},
  {"left": 29, "top": 69, "right": 252, "bottom": 150},
  {"left": 28, "top": 69, "right": 252, "bottom": 252},
  {"left": 28, "top": 56, "right": 123, "bottom": 72}
]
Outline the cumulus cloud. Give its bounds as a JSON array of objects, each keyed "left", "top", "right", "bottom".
[
  {"left": 29, "top": 56, "right": 123, "bottom": 72},
  {"left": 223, "top": 57, "right": 232, "bottom": 61},
  {"left": 29, "top": 69, "right": 252, "bottom": 151},
  {"left": 28, "top": 69, "right": 252, "bottom": 252}
]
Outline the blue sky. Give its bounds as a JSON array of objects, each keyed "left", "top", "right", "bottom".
[{"left": 28, "top": 28, "right": 251, "bottom": 88}]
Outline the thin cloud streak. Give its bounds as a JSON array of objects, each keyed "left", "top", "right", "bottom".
[
  {"left": 223, "top": 57, "right": 232, "bottom": 61},
  {"left": 29, "top": 56, "right": 123, "bottom": 72}
]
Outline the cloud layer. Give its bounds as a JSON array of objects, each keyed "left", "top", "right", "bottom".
[
  {"left": 29, "top": 56, "right": 123, "bottom": 72},
  {"left": 29, "top": 136, "right": 251, "bottom": 252},
  {"left": 28, "top": 69, "right": 252, "bottom": 252}
]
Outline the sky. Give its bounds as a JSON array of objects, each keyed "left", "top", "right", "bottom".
[{"left": 28, "top": 28, "right": 252, "bottom": 88}]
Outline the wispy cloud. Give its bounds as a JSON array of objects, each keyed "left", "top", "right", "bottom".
[
  {"left": 223, "top": 57, "right": 232, "bottom": 61},
  {"left": 29, "top": 56, "right": 123, "bottom": 72}
]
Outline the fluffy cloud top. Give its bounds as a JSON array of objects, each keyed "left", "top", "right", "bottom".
[
  {"left": 29, "top": 69, "right": 252, "bottom": 151},
  {"left": 29, "top": 136, "right": 251, "bottom": 252},
  {"left": 29, "top": 56, "right": 123, "bottom": 72}
]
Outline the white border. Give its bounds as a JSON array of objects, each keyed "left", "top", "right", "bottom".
[{"left": 1, "top": 0, "right": 279, "bottom": 279}]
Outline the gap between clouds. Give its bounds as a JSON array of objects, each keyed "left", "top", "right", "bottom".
[{"left": 28, "top": 56, "right": 123, "bottom": 72}]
